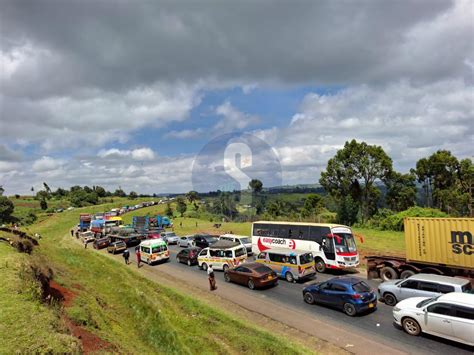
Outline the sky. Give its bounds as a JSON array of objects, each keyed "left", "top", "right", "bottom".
[{"left": 0, "top": 0, "right": 473, "bottom": 195}]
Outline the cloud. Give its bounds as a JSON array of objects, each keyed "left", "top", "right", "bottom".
[
  {"left": 0, "top": 144, "right": 22, "bottom": 162},
  {"left": 214, "top": 101, "right": 260, "bottom": 132},
  {"left": 165, "top": 128, "right": 204, "bottom": 139},
  {"left": 131, "top": 148, "right": 155, "bottom": 161},
  {"left": 32, "top": 156, "right": 64, "bottom": 172},
  {"left": 98, "top": 148, "right": 155, "bottom": 161}
]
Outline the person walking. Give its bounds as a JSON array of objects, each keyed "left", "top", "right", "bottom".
[
  {"left": 122, "top": 249, "right": 130, "bottom": 265},
  {"left": 136, "top": 248, "right": 141, "bottom": 268},
  {"left": 84, "top": 240, "right": 88, "bottom": 249},
  {"left": 180, "top": 221, "right": 182, "bottom": 228},
  {"left": 70, "top": 229, "right": 74, "bottom": 237},
  {"left": 207, "top": 264, "right": 217, "bottom": 291}
]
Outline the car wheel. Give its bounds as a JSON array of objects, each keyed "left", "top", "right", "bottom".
[
  {"left": 176, "top": 256, "right": 180, "bottom": 263},
  {"left": 315, "top": 259, "right": 326, "bottom": 273},
  {"left": 201, "top": 263, "right": 208, "bottom": 271},
  {"left": 223, "top": 264, "right": 229, "bottom": 272},
  {"left": 187, "top": 260, "right": 192, "bottom": 266},
  {"left": 402, "top": 317, "right": 421, "bottom": 336},
  {"left": 224, "top": 273, "right": 231, "bottom": 282},
  {"left": 343, "top": 303, "right": 357, "bottom": 316},
  {"left": 285, "top": 272, "right": 295, "bottom": 283},
  {"left": 380, "top": 266, "right": 398, "bottom": 281},
  {"left": 247, "top": 279, "right": 255, "bottom": 290},
  {"left": 383, "top": 293, "right": 397, "bottom": 306},
  {"left": 400, "top": 270, "right": 415, "bottom": 279},
  {"left": 303, "top": 292, "right": 315, "bottom": 304}
]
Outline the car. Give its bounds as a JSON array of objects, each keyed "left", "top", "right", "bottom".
[
  {"left": 224, "top": 262, "right": 278, "bottom": 290},
  {"left": 303, "top": 277, "right": 377, "bottom": 316},
  {"left": 80, "top": 231, "right": 95, "bottom": 243},
  {"left": 93, "top": 237, "right": 110, "bottom": 249},
  {"left": 176, "top": 247, "right": 202, "bottom": 266},
  {"left": 378, "top": 274, "right": 473, "bottom": 306},
  {"left": 194, "top": 234, "right": 218, "bottom": 249},
  {"left": 107, "top": 241, "right": 127, "bottom": 254},
  {"left": 178, "top": 235, "right": 195, "bottom": 248},
  {"left": 393, "top": 292, "right": 474, "bottom": 346},
  {"left": 161, "top": 231, "right": 179, "bottom": 244},
  {"left": 219, "top": 234, "right": 253, "bottom": 254}
]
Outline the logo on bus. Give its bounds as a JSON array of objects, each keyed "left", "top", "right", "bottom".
[
  {"left": 258, "top": 237, "right": 296, "bottom": 251},
  {"left": 450, "top": 231, "right": 473, "bottom": 256}
]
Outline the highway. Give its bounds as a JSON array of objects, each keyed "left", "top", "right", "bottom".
[{"left": 108, "top": 243, "right": 473, "bottom": 355}]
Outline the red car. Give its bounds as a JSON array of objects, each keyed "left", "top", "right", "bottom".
[{"left": 224, "top": 262, "right": 278, "bottom": 290}]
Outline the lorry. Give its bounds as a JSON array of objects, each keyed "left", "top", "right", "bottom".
[
  {"left": 132, "top": 216, "right": 149, "bottom": 231},
  {"left": 366, "top": 217, "right": 474, "bottom": 281},
  {"left": 79, "top": 213, "right": 92, "bottom": 231}
]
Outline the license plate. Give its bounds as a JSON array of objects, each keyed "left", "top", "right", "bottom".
[{"left": 368, "top": 303, "right": 374, "bottom": 308}]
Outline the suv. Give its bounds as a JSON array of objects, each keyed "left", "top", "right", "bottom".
[
  {"left": 378, "top": 274, "right": 473, "bottom": 306},
  {"left": 194, "top": 234, "right": 218, "bottom": 249},
  {"left": 393, "top": 292, "right": 474, "bottom": 346},
  {"left": 107, "top": 241, "right": 127, "bottom": 254},
  {"left": 219, "top": 234, "right": 252, "bottom": 254},
  {"left": 93, "top": 237, "right": 110, "bottom": 249}
]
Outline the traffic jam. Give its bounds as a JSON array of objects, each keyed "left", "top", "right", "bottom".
[{"left": 76, "top": 209, "right": 474, "bottom": 350}]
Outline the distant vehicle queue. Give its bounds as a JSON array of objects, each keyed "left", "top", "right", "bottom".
[{"left": 76, "top": 215, "right": 474, "bottom": 347}]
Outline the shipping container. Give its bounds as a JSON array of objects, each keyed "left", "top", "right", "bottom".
[{"left": 404, "top": 217, "right": 473, "bottom": 269}]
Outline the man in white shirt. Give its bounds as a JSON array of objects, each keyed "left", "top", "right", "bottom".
[{"left": 207, "top": 264, "right": 217, "bottom": 291}]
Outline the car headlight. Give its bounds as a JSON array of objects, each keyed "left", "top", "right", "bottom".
[{"left": 393, "top": 306, "right": 401, "bottom": 312}]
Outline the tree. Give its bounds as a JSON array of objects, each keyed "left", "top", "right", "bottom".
[
  {"left": 384, "top": 172, "right": 417, "bottom": 211},
  {"left": 94, "top": 186, "right": 107, "bottom": 197},
  {"left": 320, "top": 139, "right": 392, "bottom": 222},
  {"left": 40, "top": 199, "right": 48, "bottom": 210},
  {"left": 129, "top": 191, "right": 138, "bottom": 200},
  {"left": 176, "top": 197, "right": 187, "bottom": 216},
  {"left": 43, "top": 182, "right": 51, "bottom": 195},
  {"left": 0, "top": 196, "right": 14, "bottom": 223},
  {"left": 186, "top": 190, "right": 199, "bottom": 210},
  {"left": 301, "top": 194, "right": 323, "bottom": 219},
  {"left": 36, "top": 190, "right": 49, "bottom": 201},
  {"left": 83, "top": 186, "right": 93, "bottom": 193},
  {"left": 0, "top": 186, "right": 4, "bottom": 196},
  {"left": 337, "top": 195, "right": 359, "bottom": 226},
  {"left": 248, "top": 179, "right": 263, "bottom": 193},
  {"left": 457, "top": 158, "right": 474, "bottom": 217},
  {"left": 53, "top": 187, "right": 68, "bottom": 198},
  {"left": 114, "top": 188, "right": 126, "bottom": 197},
  {"left": 165, "top": 203, "right": 174, "bottom": 218}
]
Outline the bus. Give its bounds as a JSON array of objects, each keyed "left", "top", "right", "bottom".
[{"left": 251, "top": 221, "right": 359, "bottom": 273}]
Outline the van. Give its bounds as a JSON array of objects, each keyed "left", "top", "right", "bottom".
[
  {"left": 255, "top": 249, "right": 316, "bottom": 282},
  {"left": 139, "top": 239, "right": 169, "bottom": 265},
  {"left": 198, "top": 240, "right": 248, "bottom": 272},
  {"left": 219, "top": 234, "right": 252, "bottom": 254}
]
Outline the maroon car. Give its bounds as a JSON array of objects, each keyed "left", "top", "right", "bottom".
[
  {"left": 176, "top": 247, "right": 202, "bottom": 266},
  {"left": 224, "top": 262, "right": 278, "bottom": 290}
]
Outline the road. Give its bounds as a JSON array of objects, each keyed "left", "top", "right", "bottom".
[{"left": 107, "top": 244, "right": 473, "bottom": 355}]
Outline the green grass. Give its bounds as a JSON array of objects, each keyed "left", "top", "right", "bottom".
[
  {"left": 352, "top": 227, "right": 405, "bottom": 256},
  {"left": 21, "top": 201, "right": 312, "bottom": 354},
  {"left": 0, "top": 236, "right": 80, "bottom": 353}
]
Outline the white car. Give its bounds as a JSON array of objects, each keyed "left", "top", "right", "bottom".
[
  {"left": 219, "top": 234, "right": 253, "bottom": 255},
  {"left": 393, "top": 292, "right": 474, "bottom": 346},
  {"left": 161, "top": 231, "right": 179, "bottom": 244},
  {"left": 178, "top": 235, "right": 195, "bottom": 248}
]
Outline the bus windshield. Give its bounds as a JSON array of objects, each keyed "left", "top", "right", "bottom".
[{"left": 333, "top": 233, "right": 357, "bottom": 253}]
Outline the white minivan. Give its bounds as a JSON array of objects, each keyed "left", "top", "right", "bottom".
[
  {"left": 219, "top": 234, "right": 252, "bottom": 255},
  {"left": 198, "top": 240, "right": 247, "bottom": 272},
  {"left": 393, "top": 292, "right": 474, "bottom": 346}
]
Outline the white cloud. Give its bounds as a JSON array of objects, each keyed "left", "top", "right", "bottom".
[
  {"left": 131, "top": 148, "right": 155, "bottom": 161},
  {"left": 165, "top": 128, "right": 204, "bottom": 139},
  {"left": 98, "top": 147, "right": 155, "bottom": 161},
  {"left": 214, "top": 101, "right": 260, "bottom": 132},
  {"left": 32, "top": 156, "right": 64, "bottom": 172}
]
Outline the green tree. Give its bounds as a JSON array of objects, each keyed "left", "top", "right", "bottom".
[
  {"left": 129, "top": 191, "right": 138, "bottom": 200},
  {"left": 384, "top": 172, "right": 417, "bottom": 211},
  {"left": 301, "top": 194, "right": 323, "bottom": 219},
  {"left": 248, "top": 179, "right": 263, "bottom": 193},
  {"left": 114, "top": 188, "right": 126, "bottom": 197},
  {"left": 165, "top": 203, "right": 174, "bottom": 218},
  {"left": 94, "top": 186, "right": 107, "bottom": 197},
  {"left": 337, "top": 195, "right": 359, "bottom": 226},
  {"left": 53, "top": 187, "right": 68, "bottom": 198},
  {"left": 43, "top": 182, "right": 51, "bottom": 197},
  {"left": 0, "top": 186, "right": 4, "bottom": 196},
  {"left": 176, "top": 197, "right": 187, "bottom": 216},
  {"left": 458, "top": 158, "right": 474, "bottom": 216},
  {"left": 40, "top": 199, "right": 48, "bottom": 210},
  {"left": 320, "top": 139, "right": 392, "bottom": 221},
  {"left": 186, "top": 190, "right": 199, "bottom": 210},
  {"left": 0, "top": 196, "right": 14, "bottom": 223},
  {"left": 35, "top": 190, "right": 49, "bottom": 201}
]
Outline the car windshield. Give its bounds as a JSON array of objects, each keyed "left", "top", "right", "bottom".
[
  {"left": 235, "top": 247, "right": 246, "bottom": 257},
  {"left": 240, "top": 237, "right": 251, "bottom": 244},
  {"left": 416, "top": 295, "right": 440, "bottom": 308},
  {"left": 352, "top": 281, "right": 371, "bottom": 293},
  {"left": 299, "top": 253, "right": 313, "bottom": 264},
  {"left": 166, "top": 233, "right": 176, "bottom": 237},
  {"left": 332, "top": 233, "right": 357, "bottom": 253},
  {"left": 205, "top": 237, "right": 217, "bottom": 242},
  {"left": 152, "top": 245, "right": 167, "bottom": 253}
]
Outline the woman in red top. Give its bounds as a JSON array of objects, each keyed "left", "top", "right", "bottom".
[{"left": 136, "top": 249, "right": 141, "bottom": 268}]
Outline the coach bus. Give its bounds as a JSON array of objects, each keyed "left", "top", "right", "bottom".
[{"left": 251, "top": 221, "right": 359, "bottom": 273}]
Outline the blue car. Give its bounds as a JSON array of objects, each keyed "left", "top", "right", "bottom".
[{"left": 303, "top": 277, "right": 377, "bottom": 316}]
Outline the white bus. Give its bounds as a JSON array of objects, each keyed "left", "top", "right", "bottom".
[{"left": 251, "top": 221, "right": 359, "bottom": 273}]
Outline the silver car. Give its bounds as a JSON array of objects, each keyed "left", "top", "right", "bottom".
[
  {"left": 161, "top": 231, "right": 179, "bottom": 245},
  {"left": 178, "top": 235, "right": 195, "bottom": 248},
  {"left": 378, "top": 274, "right": 472, "bottom": 306}
]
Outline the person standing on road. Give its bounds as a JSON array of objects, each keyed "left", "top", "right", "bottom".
[
  {"left": 122, "top": 249, "right": 130, "bottom": 265},
  {"left": 207, "top": 264, "right": 217, "bottom": 291},
  {"left": 136, "top": 248, "right": 141, "bottom": 268}
]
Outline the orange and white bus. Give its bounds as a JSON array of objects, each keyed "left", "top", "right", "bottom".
[{"left": 251, "top": 221, "right": 359, "bottom": 273}]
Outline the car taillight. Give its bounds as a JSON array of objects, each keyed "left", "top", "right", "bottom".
[
  {"left": 298, "top": 266, "right": 302, "bottom": 273},
  {"left": 351, "top": 294, "right": 362, "bottom": 299}
]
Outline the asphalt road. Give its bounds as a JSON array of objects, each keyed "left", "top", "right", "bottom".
[{"left": 115, "top": 244, "right": 473, "bottom": 355}]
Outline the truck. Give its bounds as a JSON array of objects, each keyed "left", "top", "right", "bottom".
[
  {"left": 79, "top": 213, "right": 92, "bottom": 231},
  {"left": 132, "top": 216, "right": 149, "bottom": 231},
  {"left": 366, "top": 217, "right": 474, "bottom": 281}
]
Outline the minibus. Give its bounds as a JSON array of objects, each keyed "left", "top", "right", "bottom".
[
  {"left": 255, "top": 249, "right": 316, "bottom": 282},
  {"left": 139, "top": 239, "right": 169, "bottom": 265}
]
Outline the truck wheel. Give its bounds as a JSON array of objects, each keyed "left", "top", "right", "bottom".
[
  {"left": 380, "top": 266, "right": 398, "bottom": 281},
  {"left": 383, "top": 293, "right": 397, "bottom": 306},
  {"left": 402, "top": 317, "right": 421, "bottom": 336},
  {"left": 315, "top": 258, "right": 326, "bottom": 273},
  {"left": 400, "top": 270, "right": 415, "bottom": 279}
]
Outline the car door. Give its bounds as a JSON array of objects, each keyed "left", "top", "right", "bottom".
[
  {"left": 417, "top": 281, "right": 441, "bottom": 299},
  {"left": 179, "top": 249, "right": 189, "bottom": 263},
  {"left": 425, "top": 303, "right": 454, "bottom": 338},
  {"left": 451, "top": 305, "right": 474, "bottom": 344},
  {"left": 398, "top": 279, "right": 419, "bottom": 300},
  {"left": 325, "top": 283, "right": 348, "bottom": 308},
  {"left": 316, "top": 282, "right": 333, "bottom": 304},
  {"left": 233, "top": 266, "right": 251, "bottom": 285},
  {"left": 195, "top": 236, "right": 203, "bottom": 249}
]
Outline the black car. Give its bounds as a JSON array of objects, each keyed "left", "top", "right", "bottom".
[
  {"left": 176, "top": 247, "right": 202, "bottom": 266},
  {"left": 193, "top": 234, "right": 218, "bottom": 249}
]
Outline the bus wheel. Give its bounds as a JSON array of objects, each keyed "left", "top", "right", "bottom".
[{"left": 315, "top": 259, "right": 326, "bottom": 273}]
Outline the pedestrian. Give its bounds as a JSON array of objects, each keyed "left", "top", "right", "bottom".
[
  {"left": 180, "top": 221, "right": 182, "bottom": 228},
  {"left": 84, "top": 240, "right": 88, "bottom": 249},
  {"left": 123, "top": 249, "right": 130, "bottom": 265},
  {"left": 75, "top": 230, "right": 79, "bottom": 238},
  {"left": 136, "top": 248, "right": 141, "bottom": 268},
  {"left": 195, "top": 221, "right": 198, "bottom": 227},
  {"left": 207, "top": 264, "right": 217, "bottom": 291}
]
